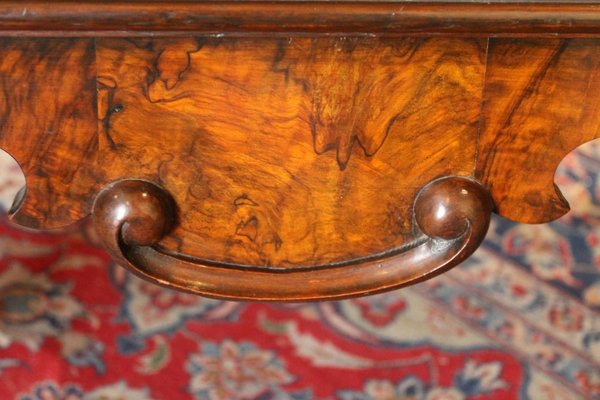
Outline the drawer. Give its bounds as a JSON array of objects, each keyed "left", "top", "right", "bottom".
[{"left": 1, "top": 13, "right": 600, "bottom": 300}]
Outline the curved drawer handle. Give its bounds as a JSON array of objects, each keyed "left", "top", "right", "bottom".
[{"left": 92, "top": 176, "right": 493, "bottom": 301}]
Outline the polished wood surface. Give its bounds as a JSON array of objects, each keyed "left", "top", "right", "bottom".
[
  {"left": 0, "top": 38, "right": 100, "bottom": 228},
  {"left": 1, "top": 3, "right": 599, "bottom": 299},
  {"left": 476, "top": 38, "right": 600, "bottom": 223},
  {"left": 95, "top": 37, "right": 485, "bottom": 267}
]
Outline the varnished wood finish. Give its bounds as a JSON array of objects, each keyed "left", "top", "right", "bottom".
[
  {"left": 0, "top": 39, "right": 99, "bottom": 228},
  {"left": 92, "top": 177, "right": 492, "bottom": 301},
  {"left": 476, "top": 38, "right": 600, "bottom": 223},
  {"left": 2, "top": 3, "right": 600, "bottom": 299},
  {"left": 2, "top": 2, "right": 600, "bottom": 37},
  {"left": 96, "top": 37, "right": 485, "bottom": 267}
]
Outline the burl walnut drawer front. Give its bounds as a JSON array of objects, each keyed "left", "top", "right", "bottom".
[{"left": 1, "top": 2, "right": 600, "bottom": 300}]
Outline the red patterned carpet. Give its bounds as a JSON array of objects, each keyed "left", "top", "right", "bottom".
[{"left": 0, "top": 144, "right": 599, "bottom": 400}]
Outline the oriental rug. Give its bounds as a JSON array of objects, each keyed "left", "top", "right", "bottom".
[{"left": 0, "top": 143, "right": 599, "bottom": 400}]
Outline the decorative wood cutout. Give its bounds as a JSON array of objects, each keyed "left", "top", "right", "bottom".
[
  {"left": 0, "top": 39, "right": 99, "bottom": 228},
  {"left": 477, "top": 38, "right": 600, "bottom": 223}
]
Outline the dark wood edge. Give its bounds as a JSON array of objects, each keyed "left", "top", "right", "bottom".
[{"left": 2, "top": 2, "right": 600, "bottom": 37}]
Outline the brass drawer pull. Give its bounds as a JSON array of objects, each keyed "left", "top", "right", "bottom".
[{"left": 92, "top": 176, "right": 493, "bottom": 301}]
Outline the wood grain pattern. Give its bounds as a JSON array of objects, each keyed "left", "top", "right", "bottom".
[
  {"left": 0, "top": 38, "right": 99, "bottom": 228},
  {"left": 476, "top": 38, "right": 600, "bottom": 223},
  {"left": 2, "top": 2, "right": 600, "bottom": 37},
  {"left": 3, "top": 32, "right": 600, "bottom": 298},
  {"left": 96, "top": 37, "right": 486, "bottom": 268}
]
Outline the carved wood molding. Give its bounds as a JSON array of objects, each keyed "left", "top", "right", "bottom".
[
  {"left": 1, "top": 2, "right": 600, "bottom": 37},
  {"left": 92, "top": 177, "right": 492, "bottom": 301}
]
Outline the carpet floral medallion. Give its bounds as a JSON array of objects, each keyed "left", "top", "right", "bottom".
[{"left": 0, "top": 142, "right": 599, "bottom": 399}]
